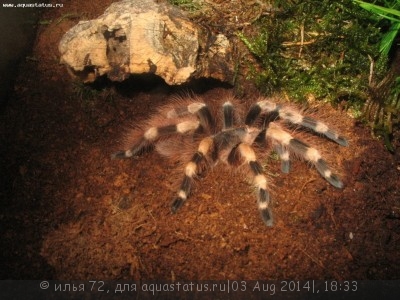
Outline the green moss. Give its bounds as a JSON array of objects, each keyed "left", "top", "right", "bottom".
[
  {"left": 168, "top": 0, "right": 202, "bottom": 12},
  {"left": 239, "top": 0, "right": 384, "bottom": 107}
]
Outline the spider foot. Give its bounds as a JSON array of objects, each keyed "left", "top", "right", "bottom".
[
  {"left": 260, "top": 208, "right": 273, "bottom": 227},
  {"left": 111, "top": 151, "right": 125, "bottom": 159},
  {"left": 315, "top": 159, "right": 344, "bottom": 188},
  {"left": 111, "top": 150, "right": 130, "bottom": 159},
  {"left": 324, "top": 173, "right": 343, "bottom": 189},
  {"left": 171, "top": 197, "right": 185, "bottom": 213},
  {"left": 258, "top": 188, "right": 274, "bottom": 227}
]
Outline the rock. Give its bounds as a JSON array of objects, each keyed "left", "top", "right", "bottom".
[{"left": 59, "top": 0, "right": 235, "bottom": 85}]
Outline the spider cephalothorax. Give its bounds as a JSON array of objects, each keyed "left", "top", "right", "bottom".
[{"left": 112, "top": 94, "right": 348, "bottom": 226}]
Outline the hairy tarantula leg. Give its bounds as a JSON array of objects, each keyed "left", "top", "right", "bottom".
[
  {"left": 245, "top": 100, "right": 279, "bottom": 126},
  {"left": 171, "top": 137, "right": 213, "bottom": 213},
  {"left": 278, "top": 107, "right": 348, "bottom": 146},
  {"left": 274, "top": 144, "right": 290, "bottom": 173},
  {"left": 223, "top": 101, "right": 234, "bottom": 129},
  {"left": 232, "top": 143, "right": 273, "bottom": 227},
  {"left": 266, "top": 123, "right": 343, "bottom": 188},
  {"left": 111, "top": 138, "right": 150, "bottom": 159},
  {"left": 166, "top": 102, "right": 215, "bottom": 132},
  {"left": 111, "top": 120, "right": 200, "bottom": 159},
  {"left": 246, "top": 100, "right": 348, "bottom": 146}
]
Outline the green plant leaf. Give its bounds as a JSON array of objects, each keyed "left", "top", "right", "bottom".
[
  {"left": 380, "top": 22, "right": 400, "bottom": 55},
  {"left": 353, "top": 0, "right": 400, "bottom": 22}
]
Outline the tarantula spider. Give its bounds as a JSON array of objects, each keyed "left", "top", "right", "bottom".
[{"left": 112, "top": 94, "right": 348, "bottom": 226}]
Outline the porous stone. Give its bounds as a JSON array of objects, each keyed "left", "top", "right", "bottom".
[{"left": 59, "top": 0, "right": 234, "bottom": 85}]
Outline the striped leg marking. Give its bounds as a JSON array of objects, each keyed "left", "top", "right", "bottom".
[
  {"left": 111, "top": 137, "right": 150, "bottom": 159},
  {"left": 111, "top": 120, "right": 200, "bottom": 159},
  {"left": 245, "top": 99, "right": 348, "bottom": 146},
  {"left": 237, "top": 143, "right": 273, "bottom": 227},
  {"left": 197, "top": 104, "right": 215, "bottom": 132},
  {"left": 166, "top": 102, "right": 206, "bottom": 118},
  {"left": 266, "top": 124, "right": 343, "bottom": 188},
  {"left": 167, "top": 102, "right": 215, "bottom": 132},
  {"left": 245, "top": 100, "right": 279, "bottom": 126},
  {"left": 274, "top": 144, "right": 290, "bottom": 173},
  {"left": 171, "top": 137, "right": 213, "bottom": 213},
  {"left": 223, "top": 101, "right": 234, "bottom": 129},
  {"left": 278, "top": 108, "right": 348, "bottom": 146}
]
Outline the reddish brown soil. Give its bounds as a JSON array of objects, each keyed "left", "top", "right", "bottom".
[{"left": 0, "top": 0, "right": 399, "bottom": 280}]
